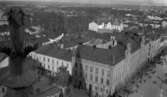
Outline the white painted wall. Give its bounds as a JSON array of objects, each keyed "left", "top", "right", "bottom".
[
  {"left": 79, "top": 59, "right": 112, "bottom": 97},
  {"left": 29, "top": 52, "right": 72, "bottom": 75}
]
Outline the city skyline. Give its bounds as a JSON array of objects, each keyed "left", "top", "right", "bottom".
[{"left": 0, "top": 0, "right": 167, "bottom": 6}]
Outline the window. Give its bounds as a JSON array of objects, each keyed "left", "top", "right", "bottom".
[
  {"left": 85, "top": 73, "right": 87, "bottom": 79},
  {"left": 106, "top": 79, "right": 110, "bottom": 85},
  {"left": 101, "top": 78, "right": 103, "bottom": 84},
  {"left": 43, "top": 57, "right": 45, "bottom": 61},
  {"left": 95, "top": 67, "right": 99, "bottom": 74},
  {"left": 67, "top": 64, "right": 69, "bottom": 68},
  {"left": 107, "top": 71, "right": 110, "bottom": 77},
  {"left": 101, "top": 87, "right": 103, "bottom": 92},
  {"left": 52, "top": 60, "right": 54, "bottom": 64},
  {"left": 85, "top": 65, "right": 88, "bottom": 71},
  {"left": 57, "top": 61, "right": 58, "bottom": 65},
  {"left": 2, "top": 87, "right": 5, "bottom": 93},
  {"left": 48, "top": 58, "right": 50, "bottom": 62},
  {"left": 95, "top": 76, "right": 98, "bottom": 83},
  {"left": 90, "top": 74, "right": 93, "bottom": 81},
  {"left": 90, "top": 66, "right": 93, "bottom": 72},
  {"left": 106, "top": 89, "right": 109, "bottom": 94},
  {"left": 95, "top": 86, "right": 98, "bottom": 91},
  {"left": 96, "top": 86, "right": 99, "bottom": 91},
  {"left": 48, "top": 65, "right": 50, "bottom": 69},
  {"left": 75, "top": 63, "right": 77, "bottom": 68},
  {"left": 101, "top": 69, "right": 104, "bottom": 76}
]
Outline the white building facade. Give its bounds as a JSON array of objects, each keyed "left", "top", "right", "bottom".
[
  {"left": 29, "top": 49, "right": 72, "bottom": 75},
  {"left": 88, "top": 21, "right": 125, "bottom": 33}
]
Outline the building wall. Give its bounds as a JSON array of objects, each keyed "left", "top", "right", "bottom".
[
  {"left": 75, "top": 59, "right": 113, "bottom": 97},
  {"left": 111, "top": 39, "right": 161, "bottom": 92},
  {"left": 29, "top": 52, "right": 72, "bottom": 75}
]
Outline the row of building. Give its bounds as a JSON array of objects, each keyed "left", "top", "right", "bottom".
[
  {"left": 88, "top": 21, "right": 126, "bottom": 33},
  {"left": 29, "top": 35, "right": 163, "bottom": 97}
]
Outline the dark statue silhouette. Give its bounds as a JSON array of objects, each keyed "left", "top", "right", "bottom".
[{"left": 0, "top": 7, "right": 38, "bottom": 96}]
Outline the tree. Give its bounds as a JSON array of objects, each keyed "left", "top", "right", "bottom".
[{"left": 56, "top": 66, "right": 70, "bottom": 87}]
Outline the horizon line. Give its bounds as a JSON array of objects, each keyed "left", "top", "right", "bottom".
[{"left": 0, "top": 0, "right": 167, "bottom": 7}]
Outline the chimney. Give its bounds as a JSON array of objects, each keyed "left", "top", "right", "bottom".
[{"left": 125, "top": 43, "right": 131, "bottom": 57}]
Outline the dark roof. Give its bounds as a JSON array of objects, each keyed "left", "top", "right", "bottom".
[
  {"left": 0, "top": 53, "right": 7, "bottom": 62},
  {"left": 77, "top": 45, "right": 125, "bottom": 65},
  {"left": 75, "top": 32, "right": 141, "bottom": 65},
  {"left": 35, "top": 44, "right": 72, "bottom": 61},
  {"left": 0, "top": 25, "right": 9, "bottom": 32}
]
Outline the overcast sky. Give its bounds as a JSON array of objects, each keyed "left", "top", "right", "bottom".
[{"left": 1, "top": 0, "right": 167, "bottom": 6}]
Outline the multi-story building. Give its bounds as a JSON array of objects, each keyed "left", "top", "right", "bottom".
[{"left": 30, "top": 35, "right": 162, "bottom": 97}]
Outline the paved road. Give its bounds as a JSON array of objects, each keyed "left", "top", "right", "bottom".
[{"left": 129, "top": 58, "right": 167, "bottom": 97}]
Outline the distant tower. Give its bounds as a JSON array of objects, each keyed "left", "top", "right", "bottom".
[{"left": 71, "top": 44, "right": 86, "bottom": 89}]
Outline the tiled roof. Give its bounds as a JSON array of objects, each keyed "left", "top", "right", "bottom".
[
  {"left": 35, "top": 44, "right": 72, "bottom": 61},
  {"left": 35, "top": 32, "right": 142, "bottom": 66},
  {"left": 77, "top": 44, "right": 125, "bottom": 65},
  {"left": 75, "top": 32, "right": 141, "bottom": 65}
]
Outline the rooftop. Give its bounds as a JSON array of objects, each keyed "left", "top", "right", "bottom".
[
  {"left": 35, "top": 31, "right": 142, "bottom": 66},
  {"left": 77, "top": 44, "right": 125, "bottom": 65},
  {"left": 35, "top": 44, "right": 72, "bottom": 61}
]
